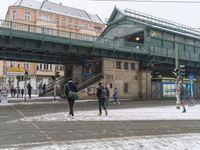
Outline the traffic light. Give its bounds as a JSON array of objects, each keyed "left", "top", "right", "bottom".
[{"left": 179, "top": 65, "right": 185, "bottom": 77}]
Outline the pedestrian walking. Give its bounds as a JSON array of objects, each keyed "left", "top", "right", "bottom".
[
  {"left": 27, "top": 83, "right": 32, "bottom": 99},
  {"left": 10, "top": 86, "right": 14, "bottom": 97},
  {"left": 96, "top": 83, "right": 108, "bottom": 116},
  {"left": 105, "top": 86, "right": 110, "bottom": 106},
  {"left": 113, "top": 87, "right": 120, "bottom": 104},
  {"left": 21, "top": 88, "right": 24, "bottom": 97},
  {"left": 42, "top": 83, "right": 46, "bottom": 95},
  {"left": 65, "top": 80, "right": 77, "bottom": 118},
  {"left": 13, "top": 88, "right": 16, "bottom": 98},
  {"left": 179, "top": 79, "right": 186, "bottom": 113}
]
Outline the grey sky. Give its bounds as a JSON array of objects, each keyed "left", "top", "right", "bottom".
[{"left": 1, "top": 0, "right": 200, "bottom": 28}]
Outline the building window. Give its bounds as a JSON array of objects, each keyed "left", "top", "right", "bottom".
[
  {"left": 13, "top": 10, "right": 17, "bottom": 20},
  {"left": 81, "top": 22, "right": 89, "bottom": 29},
  {"left": 123, "top": 83, "right": 128, "bottom": 93},
  {"left": 40, "top": 64, "right": 43, "bottom": 70},
  {"left": 18, "top": 64, "right": 20, "bottom": 68},
  {"left": 25, "top": 11, "right": 31, "bottom": 21},
  {"left": 131, "top": 63, "right": 135, "bottom": 70},
  {"left": 55, "top": 66, "right": 58, "bottom": 70},
  {"left": 49, "top": 64, "right": 52, "bottom": 70},
  {"left": 56, "top": 17, "right": 59, "bottom": 24},
  {"left": 124, "top": 62, "right": 129, "bottom": 70},
  {"left": 116, "top": 61, "right": 121, "bottom": 69},
  {"left": 60, "top": 66, "right": 64, "bottom": 70},
  {"left": 74, "top": 20, "right": 78, "bottom": 29},
  {"left": 134, "top": 75, "right": 138, "bottom": 80},
  {"left": 68, "top": 18, "right": 72, "bottom": 28},
  {"left": 94, "top": 26, "right": 101, "bottom": 32},
  {"left": 39, "top": 15, "right": 49, "bottom": 21},
  {"left": 44, "top": 64, "right": 48, "bottom": 70},
  {"left": 61, "top": 19, "right": 66, "bottom": 27},
  {"left": 10, "top": 61, "right": 15, "bottom": 67},
  {"left": 36, "top": 65, "right": 39, "bottom": 70},
  {"left": 24, "top": 63, "right": 29, "bottom": 70}
]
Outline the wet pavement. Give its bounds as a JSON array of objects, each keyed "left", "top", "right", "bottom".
[{"left": 0, "top": 98, "right": 200, "bottom": 149}]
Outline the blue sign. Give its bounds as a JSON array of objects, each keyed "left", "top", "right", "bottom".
[{"left": 188, "top": 73, "right": 194, "bottom": 80}]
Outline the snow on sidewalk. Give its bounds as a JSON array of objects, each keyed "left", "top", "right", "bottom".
[
  {"left": 3, "top": 133, "right": 200, "bottom": 150},
  {"left": 8, "top": 105, "right": 200, "bottom": 123}
]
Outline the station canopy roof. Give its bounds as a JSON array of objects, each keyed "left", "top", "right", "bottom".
[{"left": 107, "top": 7, "right": 200, "bottom": 39}]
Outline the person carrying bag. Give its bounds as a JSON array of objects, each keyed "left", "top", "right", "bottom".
[{"left": 65, "top": 80, "right": 78, "bottom": 118}]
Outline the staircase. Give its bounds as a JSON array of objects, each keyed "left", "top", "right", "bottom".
[
  {"left": 39, "top": 77, "right": 70, "bottom": 97},
  {"left": 77, "top": 73, "right": 103, "bottom": 92},
  {"left": 40, "top": 73, "right": 103, "bottom": 98}
]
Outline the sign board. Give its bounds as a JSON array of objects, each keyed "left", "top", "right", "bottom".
[
  {"left": 7, "top": 67, "right": 24, "bottom": 72},
  {"left": 188, "top": 73, "right": 194, "bottom": 80}
]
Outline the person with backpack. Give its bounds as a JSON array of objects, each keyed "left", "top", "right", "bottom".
[
  {"left": 96, "top": 82, "right": 108, "bottom": 116},
  {"left": 65, "top": 80, "right": 77, "bottom": 118}
]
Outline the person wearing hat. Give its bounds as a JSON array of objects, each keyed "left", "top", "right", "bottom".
[{"left": 65, "top": 80, "right": 77, "bottom": 118}]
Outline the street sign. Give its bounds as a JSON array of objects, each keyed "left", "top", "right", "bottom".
[{"left": 188, "top": 73, "right": 194, "bottom": 80}]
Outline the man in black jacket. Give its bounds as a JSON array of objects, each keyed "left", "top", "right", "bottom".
[
  {"left": 65, "top": 80, "right": 77, "bottom": 118},
  {"left": 96, "top": 82, "right": 107, "bottom": 116}
]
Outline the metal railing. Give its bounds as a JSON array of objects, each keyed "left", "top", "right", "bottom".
[
  {"left": 77, "top": 73, "right": 103, "bottom": 92},
  {"left": 124, "top": 8, "right": 200, "bottom": 37},
  {"left": 0, "top": 19, "right": 145, "bottom": 53}
]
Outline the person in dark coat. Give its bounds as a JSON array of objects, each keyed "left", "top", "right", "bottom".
[
  {"left": 105, "top": 86, "right": 110, "bottom": 106},
  {"left": 65, "top": 80, "right": 77, "bottom": 118},
  {"left": 21, "top": 88, "right": 24, "bottom": 97},
  {"left": 96, "top": 82, "right": 107, "bottom": 116},
  {"left": 42, "top": 83, "right": 46, "bottom": 95},
  {"left": 27, "top": 83, "right": 32, "bottom": 99}
]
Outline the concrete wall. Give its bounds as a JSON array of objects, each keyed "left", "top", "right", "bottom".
[
  {"left": 101, "top": 58, "right": 151, "bottom": 98},
  {"left": 72, "top": 64, "right": 83, "bottom": 84}
]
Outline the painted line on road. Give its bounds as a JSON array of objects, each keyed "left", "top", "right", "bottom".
[{"left": 10, "top": 105, "right": 55, "bottom": 142}]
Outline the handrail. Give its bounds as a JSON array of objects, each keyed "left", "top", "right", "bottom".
[
  {"left": 45, "top": 77, "right": 69, "bottom": 92},
  {"left": 77, "top": 73, "right": 103, "bottom": 91},
  {"left": 124, "top": 8, "right": 200, "bottom": 37},
  {"left": 0, "top": 19, "right": 145, "bottom": 53}
]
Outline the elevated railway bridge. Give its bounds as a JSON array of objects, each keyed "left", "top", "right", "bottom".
[{"left": 1, "top": 8, "right": 200, "bottom": 98}]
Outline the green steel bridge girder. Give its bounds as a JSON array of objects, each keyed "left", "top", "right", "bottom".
[
  {"left": 0, "top": 27, "right": 147, "bottom": 64},
  {"left": 0, "top": 25, "right": 199, "bottom": 68}
]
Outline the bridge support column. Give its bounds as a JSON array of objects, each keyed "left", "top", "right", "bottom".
[
  {"left": 72, "top": 64, "right": 83, "bottom": 84},
  {"left": 139, "top": 70, "right": 152, "bottom": 98}
]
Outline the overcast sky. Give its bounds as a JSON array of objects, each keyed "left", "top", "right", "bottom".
[{"left": 1, "top": 0, "right": 200, "bottom": 28}]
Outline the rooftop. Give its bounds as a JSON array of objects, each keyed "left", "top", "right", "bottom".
[{"left": 12, "top": 0, "right": 104, "bottom": 24}]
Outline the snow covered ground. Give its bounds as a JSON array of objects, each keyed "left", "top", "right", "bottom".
[
  {"left": 2, "top": 103, "right": 200, "bottom": 149},
  {"left": 24, "top": 133, "right": 200, "bottom": 150},
  {"left": 8, "top": 104, "right": 200, "bottom": 122}
]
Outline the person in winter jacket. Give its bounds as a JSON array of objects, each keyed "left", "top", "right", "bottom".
[
  {"left": 113, "top": 87, "right": 120, "bottom": 104},
  {"left": 65, "top": 80, "right": 77, "bottom": 118},
  {"left": 96, "top": 82, "right": 107, "bottom": 116}
]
